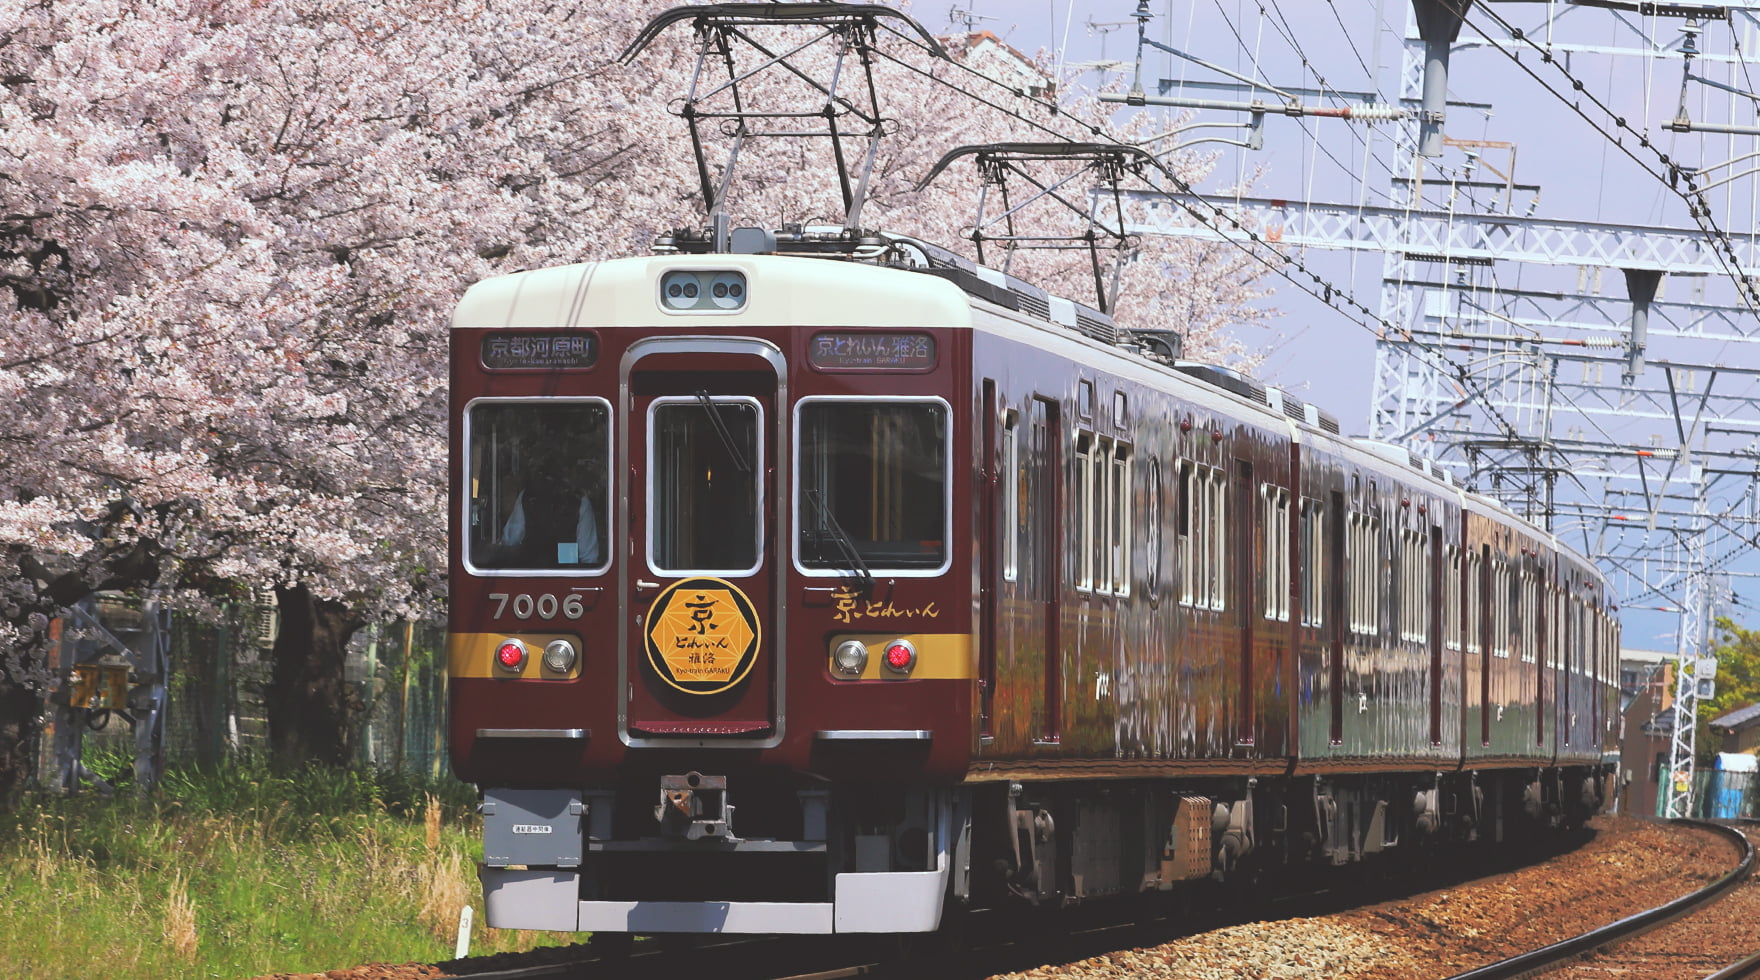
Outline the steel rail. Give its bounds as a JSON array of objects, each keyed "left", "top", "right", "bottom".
[
  {"left": 1444, "top": 819, "right": 1755, "bottom": 980},
  {"left": 1704, "top": 819, "right": 1760, "bottom": 980},
  {"left": 1708, "top": 947, "right": 1760, "bottom": 980}
]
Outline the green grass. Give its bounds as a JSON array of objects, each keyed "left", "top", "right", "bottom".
[{"left": 0, "top": 754, "right": 568, "bottom": 979}]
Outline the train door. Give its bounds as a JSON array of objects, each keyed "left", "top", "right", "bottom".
[
  {"left": 1480, "top": 544, "right": 1492, "bottom": 747},
  {"left": 621, "top": 339, "right": 780, "bottom": 739},
  {"left": 978, "top": 378, "right": 1020, "bottom": 738},
  {"left": 1588, "top": 595, "right": 1600, "bottom": 747},
  {"left": 1029, "top": 396, "right": 1062, "bottom": 743},
  {"left": 979, "top": 380, "right": 1000, "bottom": 738},
  {"left": 1327, "top": 489, "right": 1346, "bottom": 746},
  {"left": 1534, "top": 567, "right": 1547, "bottom": 748},
  {"left": 1561, "top": 584, "right": 1572, "bottom": 749},
  {"left": 1234, "top": 458, "right": 1254, "bottom": 746},
  {"left": 1429, "top": 524, "right": 1444, "bottom": 747}
]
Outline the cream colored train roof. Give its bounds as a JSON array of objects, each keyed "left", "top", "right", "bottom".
[{"left": 451, "top": 254, "right": 974, "bottom": 331}]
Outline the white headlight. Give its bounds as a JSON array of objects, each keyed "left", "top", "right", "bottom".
[
  {"left": 542, "top": 638, "right": 578, "bottom": 673},
  {"left": 831, "top": 639, "right": 869, "bottom": 677}
]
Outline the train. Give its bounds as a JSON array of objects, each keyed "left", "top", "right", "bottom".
[{"left": 444, "top": 217, "right": 1621, "bottom": 936}]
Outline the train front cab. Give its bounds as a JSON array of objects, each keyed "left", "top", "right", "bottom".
[{"left": 448, "top": 256, "right": 979, "bottom": 935}]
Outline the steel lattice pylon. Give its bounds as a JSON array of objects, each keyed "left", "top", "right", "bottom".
[{"left": 1107, "top": 0, "right": 1760, "bottom": 816}]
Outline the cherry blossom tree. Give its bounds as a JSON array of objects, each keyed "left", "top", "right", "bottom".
[
  {"left": 0, "top": 0, "right": 691, "bottom": 783},
  {"left": 0, "top": 0, "right": 1273, "bottom": 797}
]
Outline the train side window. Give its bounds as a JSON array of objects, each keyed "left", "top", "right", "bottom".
[
  {"left": 1491, "top": 560, "right": 1510, "bottom": 658},
  {"left": 1464, "top": 551, "right": 1481, "bottom": 655},
  {"left": 795, "top": 398, "right": 949, "bottom": 574},
  {"left": 1261, "top": 486, "right": 1290, "bottom": 622},
  {"left": 1393, "top": 530, "right": 1404, "bottom": 639},
  {"left": 1543, "top": 585, "right": 1555, "bottom": 669},
  {"left": 1444, "top": 546, "right": 1461, "bottom": 651},
  {"left": 1557, "top": 591, "right": 1566, "bottom": 671},
  {"left": 1003, "top": 410, "right": 1020, "bottom": 583},
  {"left": 1518, "top": 569, "right": 1535, "bottom": 665},
  {"left": 1147, "top": 457, "right": 1162, "bottom": 600},
  {"left": 1094, "top": 436, "right": 1113, "bottom": 595},
  {"left": 1180, "top": 462, "right": 1222, "bottom": 610},
  {"left": 1395, "top": 530, "right": 1410, "bottom": 640},
  {"left": 465, "top": 398, "right": 612, "bottom": 574},
  {"left": 1078, "top": 379, "right": 1095, "bottom": 420},
  {"left": 1419, "top": 532, "right": 1433, "bottom": 642},
  {"left": 1299, "top": 498, "right": 1323, "bottom": 627},
  {"left": 1111, "top": 443, "right": 1132, "bottom": 597},
  {"left": 1357, "top": 514, "right": 1383, "bottom": 633},
  {"left": 1177, "top": 461, "right": 1196, "bottom": 607},
  {"left": 1208, "top": 466, "right": 1228, "bottom": 611},
  {"left": 1403, "top": 531, "right": 1415, "bottom": 641},
  {"left": 1399, "top": 529, "right": 1429, "bottom": 642},
  {"left": 1344, "top": 513, "right": 1364, "bottom": 633},
  {"left": 1345, "top": 514, "right": 1359, "bottom": 631},
  {"left": 1075, "top": 432, "right": 1094, "bottom": 592},
  {"left": 1364, "top": 486, "right": 1380, "bottom": 635}
]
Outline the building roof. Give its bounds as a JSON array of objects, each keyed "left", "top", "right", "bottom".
[
  {"left": 942, "top": 31, "right": 1055, "bottom": 98},
  {"left": 1619, "top": 647, "right": 1675, "bottom": 666},
  {"left": 1710, "top": 702, "right": 1760, "bottom": 733}
]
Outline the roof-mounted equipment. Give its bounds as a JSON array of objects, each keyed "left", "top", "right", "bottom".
[
  {"left": 622, "top": 4, "right": 948, "bottom": 250},
  {"left": 916, "top": 142, "right": 1160, "bottom": 316}
]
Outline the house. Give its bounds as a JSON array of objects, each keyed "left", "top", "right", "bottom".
[
  {"left": 943, "top": 31, "right": 1056, "bottom": 100},
  {"left": 1711, "top": 703, "right": 1760, "bottom": 754}
]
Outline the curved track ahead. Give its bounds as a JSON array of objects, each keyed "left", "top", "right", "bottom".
[{"left": 1445, "top": 819, "right": 1754, "bottom": 980}]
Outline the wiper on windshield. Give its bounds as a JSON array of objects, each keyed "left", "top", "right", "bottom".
[
  {"left": 694, "top": 388, "right": 752, "bottom": 474},
  {"left": 805, "top": 489, "right": 875, "bottom": 593}
]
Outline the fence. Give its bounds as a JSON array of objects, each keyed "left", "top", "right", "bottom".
[
  {"left": 1655, "top": 764, "right": 1759, "bottom": 820},
  {"left": 36, "top": 599, "right": 451, "bottom": 789}
]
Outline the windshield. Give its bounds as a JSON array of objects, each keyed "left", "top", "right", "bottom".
[
  {"left": 650, "top": 397, "right": 763, "bottom": 574},
  {"left": 466, "top": 400, "right": 610, "bottom": 572},
  {"left": 797, "top": 400, "right": 948, "bottom": 572}
]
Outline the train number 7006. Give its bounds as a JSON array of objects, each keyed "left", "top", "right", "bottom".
[{"left": 487, "top": 592, "right": 586, "bottom": 620}]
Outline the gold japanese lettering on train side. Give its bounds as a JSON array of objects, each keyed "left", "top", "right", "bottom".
[{"left": 829, "top": 587, "right": 941, "bottom": 624}]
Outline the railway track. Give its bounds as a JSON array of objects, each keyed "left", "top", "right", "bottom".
[
  {"left": 437, "top": 819, "right": 1606, "bottom": 980},
  {"left": 1446, "top": 819, "right": 1754, "bottom": 980},
  {"left": 422, "top": 815, "right": 1759, "bottom": 980}
]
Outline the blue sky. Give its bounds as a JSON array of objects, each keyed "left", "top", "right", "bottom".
[{"left": 895, "top": 0, "right": 1760, "bottom": 649}]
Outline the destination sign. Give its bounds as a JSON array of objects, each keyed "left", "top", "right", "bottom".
[
  {"left": 480, "top": 332, "right": 598, "bottom": 371},
  {"left": 808, "top": 332, "right": 936, "bottom": 371}
]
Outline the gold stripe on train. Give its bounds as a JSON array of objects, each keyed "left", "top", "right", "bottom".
[
  {"left": 449, "top": 632, "right": 583, "bottom": 680},
  {"left": 829, "top": 633, "right": 973, "bottom": 681}
]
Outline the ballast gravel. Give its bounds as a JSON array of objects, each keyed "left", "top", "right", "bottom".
[
  {"left": 259, "top": 814, "right": 1736, "bottom": 980},
  {"left": 987, "top": 815, "right": 1731, "bottom": 980}
]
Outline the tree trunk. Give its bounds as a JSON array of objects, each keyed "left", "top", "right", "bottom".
[
  {"left": 266, "top": 585, "right": 365, "bottom": 768},
  {"left": 0, "top": 675, "right": 41, "bottom": 805}
]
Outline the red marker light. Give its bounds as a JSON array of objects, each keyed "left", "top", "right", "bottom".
[
  {"left": 496, "top": 641, "right": 527, "bottom": 670},
  {"left": 883, "top": 642, "right": 915, "bottom": 673}
]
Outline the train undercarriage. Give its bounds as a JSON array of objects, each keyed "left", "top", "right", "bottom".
[{"left": 479, "top": 763, "right": 1610, "bottom": 934}]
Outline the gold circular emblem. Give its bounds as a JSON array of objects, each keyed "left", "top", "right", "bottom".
[{"left": 643, "top": 577, "right": 762, "bottom": 695}]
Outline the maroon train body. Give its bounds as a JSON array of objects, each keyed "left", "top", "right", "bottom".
[{"left": 447, "top": 231, "right": 1619, "bottom": 936}]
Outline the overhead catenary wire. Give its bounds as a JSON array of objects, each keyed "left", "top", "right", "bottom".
[
  {"left": 1459, "top": 0, "right": 1760, "bottom": 314},
  {"left": 870, "top": 17, "right": 1533, "bottom": 447}
]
